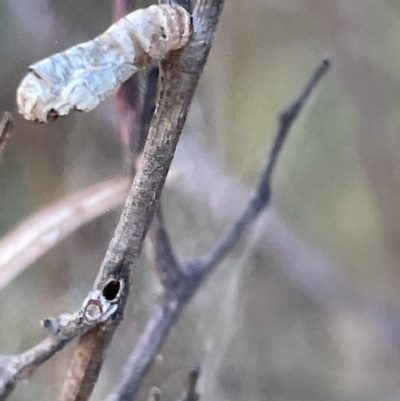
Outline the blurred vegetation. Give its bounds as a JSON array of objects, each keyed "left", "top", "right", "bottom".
[{"left": 1, "top": 1, "right": 400, "bottom": 400}]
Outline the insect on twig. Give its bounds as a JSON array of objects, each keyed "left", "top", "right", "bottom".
[{"left": 17, "top": 5, "right": 191, "bottom": 122}]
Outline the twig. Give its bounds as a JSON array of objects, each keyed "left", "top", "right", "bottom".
[
  {"left": 0, "top": 177, "right": 130, "bottom": 292},
  {"left": 113, "top": 0, "right": 135, "bottom": 20},
  {"left": 57, "top": 0, "right": 226, "bottom": 400},
  {"left": 196, "top": 58, "right": 331, "bottom": 274},
  {"left": 180, "top": 365, "right": 200, "bottom": 401},
  {"left": 139, "top": 66, "right": 159, "bottom": 149},
  {"left": 172, "top": 137, "right": 351, "bottom": 314},
  {"left": 164, "top": 0, "right": 192, "bottom": 14},
  {"left": 140, "top": 66, "right": 182, "bottom": 286},
  {"left": 105, "top": 58, "right": 331, "bottom": 401},
  {"left": 114, "top": 71, "right": 142, "bottom": 169},
  {"left": 0, "top": 112, "right": 13, "bottom": 158},
  {"left": 58, "top": 324, "right": 116, "bottom": 401},
  {"left": 0, "top": 303, "right": 105, "bottom": 400},
  {"left": 146, "top": 207, "right": 182, "bottom": 287},
  {"left": 112, "top": 0, "right": 142, "bottom": 169}
]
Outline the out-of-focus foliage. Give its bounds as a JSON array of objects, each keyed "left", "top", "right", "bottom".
[{"left": 1, "top": 1, "right": 400, "bottom": 401}]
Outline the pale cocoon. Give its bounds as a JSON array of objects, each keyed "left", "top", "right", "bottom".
[{"left": 17, "top": 5, "right": 191, "bottom": 122}]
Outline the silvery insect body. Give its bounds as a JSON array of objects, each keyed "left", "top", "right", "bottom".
[
  {"left": 82, "top": 290, "right": 118, "bottom": 323},
  {"left": 17, "top": 4, "right": 191, "bottom": 122}
]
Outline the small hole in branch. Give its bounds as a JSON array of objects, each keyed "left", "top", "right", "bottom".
[{"left": 102, "top": 280, "right": 121, "bottom": 301}]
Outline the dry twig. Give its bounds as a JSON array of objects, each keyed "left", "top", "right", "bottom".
[
  {"left": 180, "top": 365, "right": 200, "bottom": 401},
  {"left": 141, "top": 66, "right": 182, "bottom": 287},
  {"left": 129, "top": 63, "right": 181, "bottom": 288},
  {"left": 112, "top": 0, "right": 142, "bottom": 167},
  {"left": 197, "top": 59, "right": 331, "bottom": 273},
  {"left": 146, "top": 206, "right": 181, "bottom": 287},
  {"left": 0, "top": 177, "right": 130, "bottom": 292},
  {"left": 105, "top": 59, "right": 331, "bottom": 401},
  {"left": 135, "top": 65, "right": 180, "bottom": 287},
  {"left": 0, "top": 112, "right": 13, "bottom": 158},
  {"left": 0, "top": 302, "right": 104, "bottom": 400}
]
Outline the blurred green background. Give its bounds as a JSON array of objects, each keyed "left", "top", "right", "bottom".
[{"left": 1, "top": 0, "right": 400, "bottom": 400}]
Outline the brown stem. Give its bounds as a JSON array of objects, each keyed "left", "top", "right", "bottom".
[
  {"left": 0, "top": 177, "right": 130, "bottom": 292},
  {"left": 181, "top": 365, "right": 200, "bottom": 401},
  {"left": 0, "top": 112, "right": 13, "bottom": 159},
  {"left": 140, "top": 66, "right": 183, "bottom": 286},
  {"left": 139, "top": 66, "right": 159, "bottom": 148},
  {"left": 58, "top": 325, "right": 116, "bottom": 401},
  {"left": 145, "top": 207, "right": 182, "bottom": 287},
  {"left": 141, "top": 66, "right": 180, "bottom": 287},
  {"left": 113, "top": 0, "right": 142, "bottom": 169},
  {"left": 196, "top": 59, "right": 331, "bottom": 273},
  {"left": 0, "top": 309, "right": 100, "bottom": 400}
]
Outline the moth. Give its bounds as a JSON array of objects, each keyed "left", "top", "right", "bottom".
[{"left": 17, "top": 4, "right": 191, "bottom": 122}]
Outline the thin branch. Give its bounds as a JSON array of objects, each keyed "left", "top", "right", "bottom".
[
  {"left": 114, "top": 72, "right": 142, "bottom": 169},
  {"left": 180, "top": 365, "right": 200, "bottom": 401},
  {"left": 163, "top": 0, "right": 192, "bottom": 14},
  {"left": 58, "top": 324, "right": 116, "bottom": 401},
  {"left": 139, "top": 66, "right": 159, "bottom": 148},
  {"left": 196, "top": 58, "right": 331, "bottom": 273},
  {"left": 172, "top": 137, "right": 352, "bottom": 315},
  {"left": 0, "top": 112, "right": 13, "bottom": 158},
  {"left": 0, "top": 177, "right": 130, "bottom": 292},
  {"left": 0, "top": 304, "right": 104, "bottom": 400},
  {"left": 140, "top": 66, "right": 183, "bottom": 286},
  {"left": 105, "top": 58, "right": 331, "bottom": 401},
  {"left": 105, "top": 295, "right": 184, "bottom": 401},
  {"left": 174, "top": 137, "right": 400, "bottom": 350},
  {"left": 113, "top": 0, "right": 142, "bottom": 169},
  {"left": 145, "top": 207, "right": 182, "bottom": 287},
  {"left": 113, "top": 0, "right": 136, "bottom": 20}
]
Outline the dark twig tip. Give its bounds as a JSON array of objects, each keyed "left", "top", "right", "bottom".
[
  {"left": 146, "top": 206, "right": 183, "bottom": 287},
  {"left": 188, "top": 364, "right": 200, "bottom": 389},
  {"left": 42, "top": 318, "right": 53, "bottom": 330},
  {"left": 190, "top": 364, "right": 200, "bottom": 375},
  {"left": 182, "top": 364, "right": 200, "bottom": 401},
  {"left": 322, "top": 58, "right": 331, "bottom": 68},
  {"left": 169, "top": 0, "right": 192, "bottom": 14},
  {"left": 0, "top": 111, "right": 13, "bottom": 157},
  {"left": 198, "top": 58, "right": 331, "bottom": 272}
]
